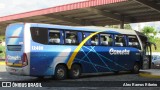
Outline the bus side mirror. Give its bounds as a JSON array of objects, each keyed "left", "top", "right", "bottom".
[
  {"left": 153, "top": 43, "right": 157, "bottom": 50},
  {"left": 155, "top": 46, "right": 157, "bottom": 50},
  {"left": 149, "top": 42, "right": 157, "bottom": 50}
]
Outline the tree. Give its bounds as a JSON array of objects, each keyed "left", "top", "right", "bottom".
[
  {"left": 107, "top": 25, "right": 119, "bottom": 28},
  {"left": 124, "top": 24, "right": 132, "bottom": 30},
  {"left": 107, "top": 24, "right": 132, "bottom": 30},
  {"left": 141, "top": 26, "right": 157, "bottom": 43}
]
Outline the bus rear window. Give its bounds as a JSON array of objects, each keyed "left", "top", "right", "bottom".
[{"left": 7, "top": 45, "right": 22, "bottom": 51}]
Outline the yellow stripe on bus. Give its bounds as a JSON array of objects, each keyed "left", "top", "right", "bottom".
[{"left": 67, "top": 31, "right": 104, "bottom": 69}]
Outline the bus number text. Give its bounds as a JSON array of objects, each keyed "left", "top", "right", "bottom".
[{"left": 32, "top": 46, "right": 43, "bottom": 50}]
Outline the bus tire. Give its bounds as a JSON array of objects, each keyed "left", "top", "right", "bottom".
[
  {"left": 37, "top": 76, "right": 44, "bottom": 80},
  {"left": 69, "top": 64, "right": 81, "bottom": 79},
  {"left": 114, "top": 71, "right": 119, "bottom": 74},
  {"left": 131, "top": 63, "right": 140, "bottom": 74},
  {"left": 54, "top": 65, "right": 67, "bottom": 80}
]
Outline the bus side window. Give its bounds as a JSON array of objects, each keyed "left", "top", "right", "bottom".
[
  {"left": 127, "top": 35, "right": 140, "bottom": 49},
  {"left": 65, "top": 31, "right": 78, "bottom": 45},
  {"left": 90, "top": 33, "right": 99, "bottom": 46},
  {"left": 114, "top": 35, "right": 126, "bottom": 47},
  {"left": 30, "top": 27, "right": 48, "bottom": 44},
  {"left": 100, "top": 34, "right": 113, "bottom": 46},
  {"left": 49, "top": 30, "right": 60, "bottom": 44}
]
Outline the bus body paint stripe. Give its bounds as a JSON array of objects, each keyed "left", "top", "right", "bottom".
[{"left": 67, "top": 31, "right": 104, "bottom": 69}]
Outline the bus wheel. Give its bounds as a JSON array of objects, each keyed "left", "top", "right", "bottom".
[
  {"left": 114, "top": 71, "right": 119, "bottom": 74},
  {"left": 37, "top": 76, "right": 44, "bottom": 79},
  {"left": 55, "top": 65, "right": 67, "bottom": 80},
  {"left": 131, "top": 63, "right": 140, "bottom": 74},
  {"left": 69, "top": 64, "right": 81, "bottom": 79}
]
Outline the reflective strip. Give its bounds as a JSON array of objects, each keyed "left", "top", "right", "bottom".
[{"left": 7, "top": 62, "right": 23, "bottom": 67}]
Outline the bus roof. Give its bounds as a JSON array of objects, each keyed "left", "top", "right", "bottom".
[{"left": 9, "top": 23, "right": 137, "bottom": 35}]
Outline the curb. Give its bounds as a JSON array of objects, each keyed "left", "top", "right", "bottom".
[
  {"left": 0, "top": 61, "right": 5, "bottom": 66},
  {"left": 139, "top": 72, "right": 160, "bottom": 78}
]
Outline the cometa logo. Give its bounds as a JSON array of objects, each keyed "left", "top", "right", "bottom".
[
  {"left": 109, "top": 48, "right": 130, "bottom": 55},
  {"left": 7, "top": 55, "right": 21, "bottom": 60}
]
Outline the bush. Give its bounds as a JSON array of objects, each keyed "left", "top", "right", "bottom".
[
  {"left": 0, "top": 46, "right": 5, "bottom": 59},
  {"left": 152, "top": 38, "right": 160, "bottom": 52}
]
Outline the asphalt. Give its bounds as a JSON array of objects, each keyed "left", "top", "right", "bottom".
[
  {"left": 1, "top": 61, "right": 160, "bottom": 79},
  {"left": 0, "top": 64, "right": 160, "bottom": 89}
]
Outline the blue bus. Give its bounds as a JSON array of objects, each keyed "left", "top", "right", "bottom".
[{"left": 5, "top": 23, "right": 155, "bottom": 80}]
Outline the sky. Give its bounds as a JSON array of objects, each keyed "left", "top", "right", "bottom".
[
  {"left": 0, "top": 0, "right": 160, "bottom": 31},
  {"left": 0, "top": 0, "right": 86, "bottom": 17},
  {"left": 130, "top": 21, "right": 160, "bottom": 31}
]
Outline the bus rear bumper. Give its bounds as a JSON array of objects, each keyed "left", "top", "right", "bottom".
[{"left": 6, "top": 66, "right": 30, "bottom": 76}]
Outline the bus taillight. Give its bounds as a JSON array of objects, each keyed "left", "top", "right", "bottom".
[{"left": 23, "top": 53, "right": 28, "bottom": 66}]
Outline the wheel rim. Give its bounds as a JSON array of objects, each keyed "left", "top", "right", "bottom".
[
  {"left": 134, "top": 65, "right": 139, "bottom": 72},
  {"left": 57, "top": 68, "right": 65, "bottom": 78},
  {"left": 72, "top": 68, "right": 79, "bottom": 76}
]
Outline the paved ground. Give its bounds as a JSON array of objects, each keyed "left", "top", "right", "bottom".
[
  {"left": 0, "top": 65, "right": 160, "bottom": 90},
  {"left": 0, "top": 66, "right": 160, "bottom": 81},
  {"left": 0, "top": 64, "right": 6, "bottom": 72},
  {"left": 140, "top": 69, "right": 160, "bottom": 75}
]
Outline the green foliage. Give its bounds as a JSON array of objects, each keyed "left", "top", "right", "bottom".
[
  {"left": 108, "top": 25, "right": 119, "bottom": 28},
  {"left": 142, "top": 26, "right": 157, "bottom": 35},
  {"left": 141, "top": 26, "right": 157, "bottom": 43},
  {"left": 0, "top": 36, "right": 5, "bottom": 58},
  {"left": 142, "top": 27, "right": 159, "bottom": 52},
  {"left": 152, "top": 38, "right": 160, "bottom": 52},
  {"left": 0, "top": 36, "right": 5, "bottom": 42},
  {"left": 0, "top": 46, "right": 5, "bottom": 59},
  {"left": 107, "top": 24, "right": 132, "bottom": 30},
  {"left": 124, "top": 24, "right": 132, "bottom": 30}
]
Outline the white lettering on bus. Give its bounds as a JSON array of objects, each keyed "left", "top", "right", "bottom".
[
  {"left": 109, "top": 48, "right": 130, "bottom": 55},
  {"left": 32, "top": 46, "right": 43, "bottom": 50},
  {"left": 7, "top": 55, "right": 21, "bottom": 60}
]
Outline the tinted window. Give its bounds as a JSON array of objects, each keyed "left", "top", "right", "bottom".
[
  {"left": 49, "top": 30, "right": 60, "bottom": 44},
  {"left": 30, "top": 27, "right": 48, "bottom": 44},
  {"left": 115, "top": 35, "right": 126, "bottom": 47},
  {"left": 65, "top": 31, "right": 78, "bottom": 45},
  {"left": 90, "top": 33, "right": 99, "bottom": 45},
  {"left": 127, "top": 35, "right": 140, "bottom": 49},
  {"left": 100, "top": 34, "right": 113, "bottom": 46},
  {"left": 7, "top": 45, "right": 21, "bottom": 51}
]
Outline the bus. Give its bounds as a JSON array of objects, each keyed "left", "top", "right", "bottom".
[{"left": 5, "top": 23, "right": 156, "bottom": 80}]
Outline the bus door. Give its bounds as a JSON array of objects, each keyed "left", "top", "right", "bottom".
[
  {"left": 143, "top": 42, "right": 156, "bottom": 69},
  {"left": 143, "top": 43, "right": 152, "bottom": 69}
]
